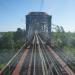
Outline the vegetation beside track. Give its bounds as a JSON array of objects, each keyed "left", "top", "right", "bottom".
[
  {"left": 52, "top": 25, "right": 75, "bottom": 53},
  {"left": 0, "top": 64, "right": 5, "bottom": 70},
  {"left": 0, "top": 28, "right": 27, "bottom": 69},
  {"left": 0, "top": 28, "right": 26, "bottom": 50},
  {"left": 64, "top": 46, "right": 75, "bottom": 57},
  {"left": 0, "top": 50, "right": 16, "bottom": 69}
]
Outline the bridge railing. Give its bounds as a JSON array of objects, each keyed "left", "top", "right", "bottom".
[
  {"left": 0, "top": 34, "right": 34, "bottom": 75},
  {"left": 0, "top": 42, "right": 27, "bottom": 75},
  {"left": 0, "top": 36, "right": 34, "bottom": 75}
]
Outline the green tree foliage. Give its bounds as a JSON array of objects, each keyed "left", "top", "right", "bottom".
[
  {"left": 13, "top": 28, "right": 26, "bottom": 48},
  {"left": 52, "top": 25, "right": 67, "bottom": 47},
  {"left": 66, "top": 32, "right": 75, "bottom": 47},
  {"left": 13, "top": 28, "right": 26, "bottom": 49},
  {"left": 0, "top": 28, "right": 26, "bottom": 50},
  {"left": 0, "top": 32, "right": 13, "bottom": 49},
  {"left": 13, "top": 28, "right": 26, "bottom": 41}
]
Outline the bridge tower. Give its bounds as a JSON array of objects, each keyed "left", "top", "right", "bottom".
[{"left": 26, "top": 12, "right": 52, "bottom": 40}]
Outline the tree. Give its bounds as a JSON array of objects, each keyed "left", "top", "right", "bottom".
[
  {"left": 52, "top": 25, "right": 67, "bottom": 47},
  {"left": 0, "top": 32, "right": 14, "bottom": 49},
  {"left": 13, "top": 28, "right": 26, "bottom": 49},
  {"left": 0, "top": 28, "right": 27, "bottom": 50}
]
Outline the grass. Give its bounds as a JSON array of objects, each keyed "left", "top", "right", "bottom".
[
  {"left": 0, "top": 64, "right": 5, "bottom": 70},
  {"left": 64, "top": 46, "right": 75, "bottom": 56}
]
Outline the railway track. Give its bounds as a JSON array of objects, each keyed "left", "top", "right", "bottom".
[
  {"left": 52, "top": 47, "right": 75, "bottom": 73},
  {"left": 0, "top": 33, "right": 75, "bottom": 75}
]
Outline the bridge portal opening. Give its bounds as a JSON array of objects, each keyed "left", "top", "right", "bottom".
[{"left": 26, "top": 12, "right": 52, "bottom": 40}]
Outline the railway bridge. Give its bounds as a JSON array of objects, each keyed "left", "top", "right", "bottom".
[{"left": 0, "top": 12, "right": 75, "bottom": 75}]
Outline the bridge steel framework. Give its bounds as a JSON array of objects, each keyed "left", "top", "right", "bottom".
[{"left": 26, "top": 12, "right": 52, "bottom": 41}]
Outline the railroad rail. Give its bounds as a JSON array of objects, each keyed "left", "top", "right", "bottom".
[{"left": 0, "top": 33, "right": 75, "bottom": 75}]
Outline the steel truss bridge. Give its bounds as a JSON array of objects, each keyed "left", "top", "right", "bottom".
[
  {"left": 0, "top": 12, "right": 75, "bottom": 75},
  {"left": 0, "top": 33, "right": 75, "bottom": 75}
]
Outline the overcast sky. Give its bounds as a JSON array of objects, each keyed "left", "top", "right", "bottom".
[{"left": 0, "top": 0, "right": 75, "bottom": 32}]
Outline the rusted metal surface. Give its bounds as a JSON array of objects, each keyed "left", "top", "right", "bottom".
[
  {"left": 12, "top": 48, "right": 29, "bottom": 75},
  {"left": 0, "top": 34, "right": 75, "bottom": 75},
  {"left": 48, "top": 46, "right": 75, "bottom": 75}
]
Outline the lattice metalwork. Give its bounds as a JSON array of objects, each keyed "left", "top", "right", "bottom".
[{"left": 26, "top": 12, "right": 52, "bottom": 39}]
